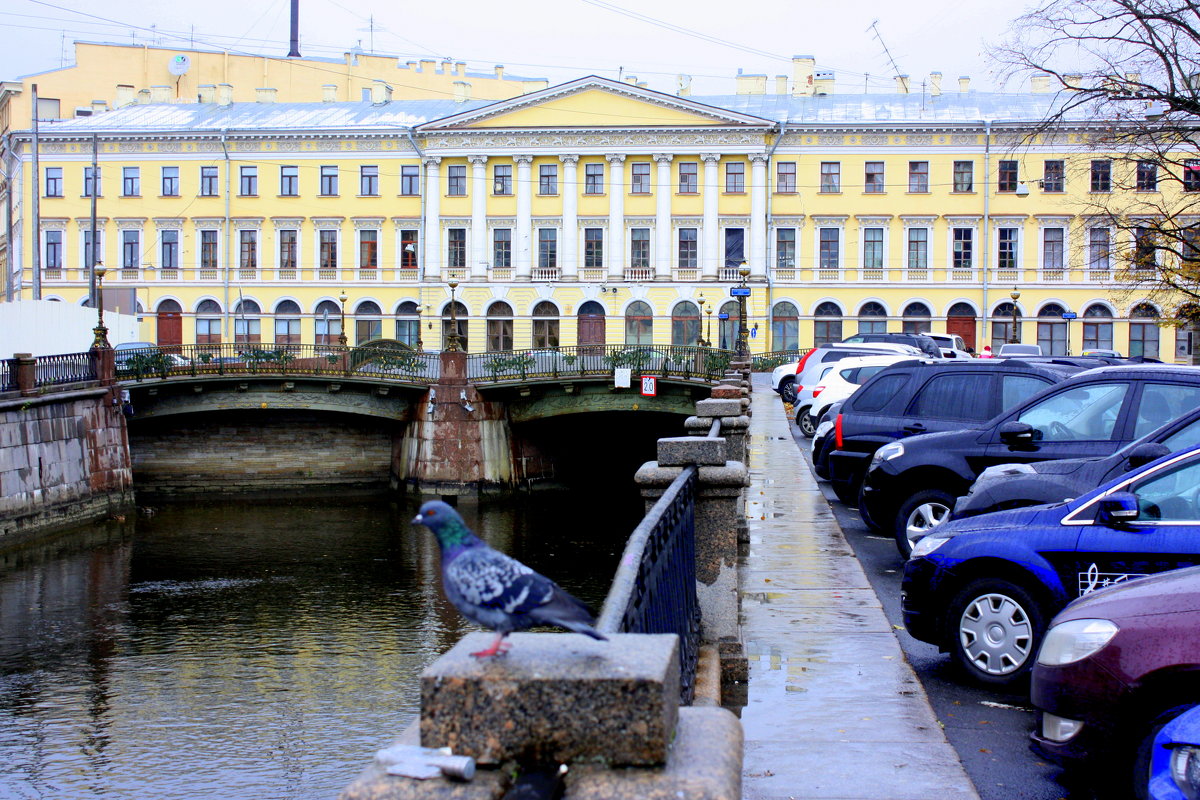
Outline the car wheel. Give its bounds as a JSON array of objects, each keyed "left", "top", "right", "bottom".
[
  {"left": 779, "top": 377, "right": 797, "bottom": 404},
  {"left": 947, "top": 578, "right": 1047, "bottom": 687},
  {"left": 1129, "top": 703, "right": 1198, "bottom": 800},
  {"left": 798, "top": 413, "right": 817, "bottom": 437},
  {"left": 894, "top": 488, "right": 956, "bottom": 558}
]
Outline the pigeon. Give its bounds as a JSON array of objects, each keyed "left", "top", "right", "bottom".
[{"left": 412, "top": 500, "right": 608, "bottom": 658}]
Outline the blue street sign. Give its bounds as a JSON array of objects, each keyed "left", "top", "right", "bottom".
[
  {"left": 718, "top": 313, "right": 729, "bottom": 320},
  {"left": 1061, "top": 312, "right": 1078, "bottom": 319},
  {"left": 730, "top": 287, "right": 751, "bottom": 297}
]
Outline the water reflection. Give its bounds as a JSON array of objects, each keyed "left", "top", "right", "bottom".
[{"left": 0, "top": 491, "right": 631, "bottom": 800}]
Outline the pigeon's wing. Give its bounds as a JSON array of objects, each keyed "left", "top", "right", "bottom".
[{"left": 445, "top": 548, "right": 555, "bottom": 615}]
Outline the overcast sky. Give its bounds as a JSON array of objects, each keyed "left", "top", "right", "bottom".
[{"left": 0, "top": 0, "right": 1036, "bottom": 96}]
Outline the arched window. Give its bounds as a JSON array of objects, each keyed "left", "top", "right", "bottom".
[
  {"left": 771, "top": 301, "right": 799, "bottom": 351},
  {"left": 196, "top": 299, "right": 222, "bottom": 345},
  {"left": 395, "top": 301, "right": 421, "bottom": 349},
  {"left": 814, "top": 301, "right": 842, "bottom": 346},
  {"left": 157, "top": 299, "right": 183, "bottom": 313},
  {"left": 355, "top": 300, "right": 383, "bottom": 345},
  {"left": 671, "top": 301, "right": 701, "bottom": 346},
  {"left": 234, "top": 298, "right": 262, "bottom": 344},
  {"left": 991, "top": 302, "right": 1020, "bottom": 349},
  {"left": 1037, "top": 303, "right": 1068, "bottom": 356},
  {"left": 1129, "top": 303, "right": 1160, "bottom": 359},
  {"left": 1083, "top": 303, "right": 1114, "bottom": 352},
  {"left": 532, "top": 301, "right": 560, "bottom": 349},
  {"left": 718, "top": 300, "right": 739, "bottom": 349},
  {"left": 858, "top": 301, "right": 887, "bottom": 335},
  {"left": 274, "top": 300, "right": 301, "bottom": 346},
  {"left": 487, "top": 301, "right": 514, "bottom": 352},
  {"left": 625, "top": 301, "right": 653, "bottom": 345},
  {"left": 315, "top": 299, "right": 341, "bottom": 347},
  {"left": 443, "top": 301, "right": 469, "bottom": 351},
  {"left": 901, "top": 302, "right": 931, "bottom": 335}
]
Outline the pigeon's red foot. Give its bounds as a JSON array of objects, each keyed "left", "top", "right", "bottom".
[{"left": 470, "top": 635, "right": 511, "bottom": 659}]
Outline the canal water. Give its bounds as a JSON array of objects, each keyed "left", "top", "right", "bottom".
[{"left": 0, "top": 490, "right": 637, "bottom": 800}]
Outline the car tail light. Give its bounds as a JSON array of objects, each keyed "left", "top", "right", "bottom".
[
  {"left": 813, "top": 385, "right": 825, "bottom": 397},
  {"left": 835, "top": 413, "right": 844, "bottom": 449}
]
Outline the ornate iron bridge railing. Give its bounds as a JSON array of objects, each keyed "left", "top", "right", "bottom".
[
  {"left": 34, "top": 352, "right": 98, "bottom": 388},
  {"left": 751, "top": 348, "right": 810, "bottom": 372},
  {"left": 466, "top": 344, "right": 734, "bottom": 385}
]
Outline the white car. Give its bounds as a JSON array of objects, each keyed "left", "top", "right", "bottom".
[
  {"left": 804, "top": 354, "right": 930, "bottom": 434},
  {"left": 922, "top": 332, "right": 974, "bottom": 359}
]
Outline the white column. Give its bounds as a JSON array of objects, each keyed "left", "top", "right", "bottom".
[
  {"left": 654, "top": 153, "right": 672, "bottom": 280},
  {"left": 606, "top": 154, "right": 626, "bottom": 281},
  {"left": 560, "top": 154, "right": 579, "bottom": 279},
  {"left": 515, "top": 154, "right": 533, "bottom": 280},
  {"left": 423, "top": 156, "right": 442, "bottom": 279},
  {"left": 701, "top": 153, "right": 720, "bottom": 280},
  {"left": 469, "top": 155, "right": 488, "bottom": 279},
  {"left": 750, "top": 153, "right": 768, "bottom": 278}
]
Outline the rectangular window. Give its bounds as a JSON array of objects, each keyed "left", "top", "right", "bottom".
[
  {"left": 280, "top": 165, "right": 298, "bottom": 196},
  {"left": 1186, "top": 160, "right": 1200, "bottom": 193},
  {"left": 630, "top": 228, "right": 650, "bottom": 268},
  {"left": 1129, "top": 323, "right": 1160, "bottom": 359},
  {"left": 679, "top": 228, "right": 698, "bottom": 268},
  {"left": 907, "top": 228, "right": 928, "bottom": 269},
  {"left": 820, "top": 162, "right": 840, "bottom": 192},
  {"left": 775, "top": 228, "right": 795, "bottom": 268},
  {"left": 584, "top": 163, "right": 604, "bottom": 194},
  {"left": 320, "top": 165, "right": 338, "bottom": 196},
  {"left": 1089, "top": 228, "right": 1111, "bottom": 269},
  {"left": 447, "top": 165, "right": 467, "bottom": 196},
  {"left": 278, "top": 229, "right": 297, "bottom": 271},
  {"left": 44, "top": 230, "right": 62, "bottom": 268},
  {"left": 776, "top": 161, "right": 796, "bottom": 193},
  {"left": 84, "top": 166, "right": 101, "bottom": 197},
  {"left": 908, "top": 161, "right": 928, "bottom": 192},
  {"left": 401, "top": 165, "right": 420, "bottom": 196},
  {"left": 953, "top": 160, "right": 974, "bottom": 192},
  {"left": 998, "top": 160, "right": 1018, "bottom": 192},
  {"left": 725, "top": 161, "right": 745, "bottom": 193},
  {"left": 160, "top": 230, "right": 179, "bottom": 270},
  {"left": 45, "top": 167, "right": 62, "bottom": 197},
  {"left": 1043, "top": 228, "right": 1065, "bottom": 270},
  {"left": 1137, "top": 160, "right": 1158, "bottom": 191},
  {"left": 862, "top": 228, "right": 884, "bottom": 269},
  {"left": 1091, "top": 160, "right": 1112, "bottom": 192},
  {"left": 161, "top": 166, "right": 179, "bottom": 196},
  {"left": 631, "top": 162, "right": 651, "bottom": 194},
  {"left": 359, "top": 230, "right": 378, "bottom": 268},
  {"left": 584, "top": 228, "right": 603, "bottom": 268},
  {"left": 122, "top": 229, "right": 140, "bottom": 269},
  {"left": 239, "top": 230, "right": 258, "bottom": 270},
  {"left": 538, "top": 164, "right": 558, "bottom": 195},
  {"left": 1043, "top": 160, "right": 1065, "bottom": 192},
  {"left": 998, "top": 228, "right": 1019, "bottom": 270},
  {"left": 200, "top": 166, "right": 218, "bottom": 196},
  {"left": 319, "top": 230, "right": 338, "bottom": 270},
  {"left": 678, "top": 162, "right": 698, "bottom": 193},
  {"left": 447, "top": 228, "right": 466, "bottom": 268},
  {"left": 239, "top": 166, "right": 257, "bottom": 196},
  {"left": 819, "top": 228, "right": 840, "bottom": 269},
  {"left": 400, "top": 230, "right": 418, "bottom": 268},
  {"left": 493, "top": 164, "right": 512, "bottom": 195},
  {"left": 1135, "top": 226, "right": 1157, "bottom": 268},
  {"left": 360, "top": 165, "right": 379, "bottom": 196},
  {"left": 864, "top": 161, "right": 885, "bottom": 193},
  {"left": 493, "top": 229, "right": 512, "bottom": 268},
  {"left": 83, "top": 231, "right": 100, "bottom": 269},
  {"left": 200, "top": 230, "right": 219, "bottom": 270},
  {"left": 538, "top": 228, "right": 557, "bottom": 268},
  {"left": 122, "top": 167, "right": 139, "bottom": 197},
  {"left": 953, "top": 228, "right": 974, "bottom": 269}
]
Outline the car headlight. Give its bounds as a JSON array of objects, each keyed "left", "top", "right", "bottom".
[
  {"left": 815, "top": 419, "right": 833, "bottom": 438},
  {"left": 910, "top": 534, "right": 950, "bottom": 559},
  {"left": 978, "top": 462, "right": 1037, "bottom": 481},
  {"left": 870, "top": 441, "right": 905, "bottom": 468},
  {"left": 1036, "top": 618, "right": 1119, "bottom": 666},
  {"left": 1172, "top": 746, "right": 1200, "bottom": 800}
]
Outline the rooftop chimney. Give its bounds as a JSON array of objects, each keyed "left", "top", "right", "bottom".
[
  {"left": 322, "top": 84, "right": 337, "bottom": 102},
  {"left": 775, "top": 75, "right": 789, "bottom": 95},
  {"left": 895, "top": 75, "right": 910, "bottom": 94},
  {"left": 440, "top": 59, "right": 452, "bottom": 73},
  {"left": 217, "top": 83, "right": 233, "bottom": 106},
  {"left": 792, "top": 55, "right": 816, "bottom": 97},
  {"left": 624, "top": 75, "right": 639, "bottom": 85},
  {"left": 150, "top": 85, "right": 171, "bottom": 103},
  {"left": 494, "top": 64, "right": 505, "bottom": 79},
  {"left": 256, "top": 87, "right": 277, "bottom": 103},
  {"left": 1065, "top": 74, "right": 1083, "bottom": 89},
  {"left": 115, "top": 84, "right": 136, "bottom": 108},
  {"left": 418, "top": 59, "right": 435, "bottom": 73},
  {"left": 91, "top": 99, "right": 108, "bottom": 114},
  {"left": 198, "top": 84, "right": 216, "bottom": 103},
  {"left": 453, "top": 80, "right": 471, "bottom": 103},
  {"left": 813, "top": 70, "right": 835, "bottom": 95},
  {"left": 930, "top": 71, "right": 943, "bottom": 96},
  {"left": 371, "top": 80, "right": 392, "bottom": 104},
  {"left": 677, "top": 74, "right": 692, "bottom": 97},
  {"left": 736, "top": 71, "right": 767, "bottom": 95},
  {"left": 1030, "top": 74, "right": 1051, "bottom": 93},
  {"left": 137, "top": 88, "right": 152, "bottom": 104},
  {"left": 456, "top": 61, "right": 467, "bottom": 76},
  {"left": 958, "top": 76, "right": 971, "bottom": 93}
]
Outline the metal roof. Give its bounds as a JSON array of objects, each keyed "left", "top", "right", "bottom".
[{"left": 692, "top": 92, "right": 1089, "bottom": 124}]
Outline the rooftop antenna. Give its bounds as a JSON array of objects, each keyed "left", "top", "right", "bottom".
[
  {"left": 356, "top": 14, "right": 376, "bottom": 53},
  {"left": 867, "top": 20, "right": 906, "bottom": 93}
]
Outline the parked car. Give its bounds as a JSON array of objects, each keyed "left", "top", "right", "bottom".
[
  {"left": 997, "top": 343, "right": 1044, "bottom": 357},
  {"left": 841, "top": 332, "right": 943, "bottom": 360},
  {"left": 810, "top": 400, "right": 843, "bottom": 481},
  {"left": 1149, "top": 704, "right": 1200, "bottom": 800},
  {"left": 956, "top": 404, "right": 1200, "bottom": 520},
  {"left": 804, "top": 354, "right": 919, "bottom": 436},
  {"left": 904, "top": 442, "right": 1200, "bottom": 690},
  {"left": 862, "top": 364, "right": 1200, "bottom": 556},
  {"left": 113, "top": 341, "right": 189, "bottom": 374},
  {"left": 923, "top": 332, "right": 974, "bottom": 359},
  {"left": 825, "top": 358, "right": 1086, "bottom": 515},
  {"left": 1028, "top": 564, "right": 1200, "bottom": 799},
  {"left": 1082, "top": 348, "right": 1124, "bottom": 358}
]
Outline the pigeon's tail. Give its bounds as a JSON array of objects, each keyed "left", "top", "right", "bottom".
[{"left": 536, "top": 587, "right": 609, "bottom": 641}]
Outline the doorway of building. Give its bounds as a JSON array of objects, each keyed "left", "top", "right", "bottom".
[
  {"left": 156, "top": 299, "right": 183, "bottom": 349},
  {"left": 577, "top": 300, "right": 606, "bottom": 352},
  {"left": 946, "top": 302, "right": 977, "bottom": 352}
]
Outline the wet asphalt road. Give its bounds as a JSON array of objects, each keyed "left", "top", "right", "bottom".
[{"left": 788, "top": 419, "right": 1100, "bottom": 800}]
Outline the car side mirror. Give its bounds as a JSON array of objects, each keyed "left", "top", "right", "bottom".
[
  {"left": 1126, "top": 442, "right": 1171, "bottom": 471},
  {"left": 1096, "top": 491, "right": 1140, "bottom": 525},
  {"left": 999, "top": 420, "right": 1036, "bottom": 446}
]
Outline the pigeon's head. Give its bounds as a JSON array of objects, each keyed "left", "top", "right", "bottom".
[{"left": 412, "top": 500, "right": 474, "bottom": 548}]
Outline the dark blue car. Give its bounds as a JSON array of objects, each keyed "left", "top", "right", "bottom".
[
  {"left": 902, "top": 441, "right": 1200, "bottom": 687},
  {"left": 1151, "top": 705, "right": 1200, "bottom": 799}
]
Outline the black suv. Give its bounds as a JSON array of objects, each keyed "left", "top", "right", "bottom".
[
  {"left": 861, "top": 364, "right": 1200, "bottom": 555},
  {"left": 825, "top": 359, "right": 1086, "bottom": 508},
  {"left": 841, "top": 333, "right": 942, "bottom": 360}
]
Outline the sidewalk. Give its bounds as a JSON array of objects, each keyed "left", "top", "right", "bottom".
[{"left": 739, "top": 374, "right": 980, "bottom": 800}]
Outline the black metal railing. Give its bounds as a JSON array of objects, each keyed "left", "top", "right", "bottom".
[
  {"left": 33, "top": 352, "right": 97, "bottom": 387},
  {"left": 466, "top": 345, "right": 734, "bottom": 385},
  {"left": 0, "top": 359, "right": 16, "bottom": 392},
  {"left": 752, "top": 348, "right": 810, "bottom": 372},
  {"left": 597, "top": 465, "right": 700, "bottom": 704}
]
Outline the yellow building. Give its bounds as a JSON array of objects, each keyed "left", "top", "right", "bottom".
[{"left": 3, "top": 59, "right": 1193, "bottom": 361}]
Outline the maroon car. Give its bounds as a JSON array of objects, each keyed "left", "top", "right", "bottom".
[{"left": 1030, "top": 565, "right": 1200, "bottom": 798}]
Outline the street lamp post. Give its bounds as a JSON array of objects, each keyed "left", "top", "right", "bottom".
[
  {"left": 446, "top": 279, "right": 461, "bottom": 352},
  {"left": 414, "top": 304, "right": 424, "bottom": 353},
  {"left": 1009, "top": 287, "right": 1021, "bottom": 344},
  {"left": 91, "top": 263, "right": 110, "bottom": 349},
  {"left": 735, "top": 261, "right": 751, "bottom": 360},
  {"left": 704, "top": 302, "right": 713, "bottom": 348},
  {"left": 338, "top": 290, "right": 349, "bottom": 347}
]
